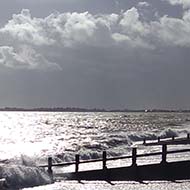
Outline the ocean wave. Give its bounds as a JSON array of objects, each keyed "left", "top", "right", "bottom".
[
  {"left": 101, "top": 137, "right": 132, "bottom": 148},
  {"left": 51, "top": 128, "right": 185, "bottom": 162},
  {"left": 0, "top": 164, "right": 52, "bottom": 189},
  {"left": 0, "top": 155, "right": 53, "bottom": 189},
  {"left": 128, "top": 128, "right": 180, "bottom": 142},
  {"left": 159, "top": 128, "right": 178, "bottom": 138}
]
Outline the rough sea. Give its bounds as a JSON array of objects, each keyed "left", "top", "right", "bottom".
[{"left": 0, "top": 111, "right": 190, "bottom": 189}]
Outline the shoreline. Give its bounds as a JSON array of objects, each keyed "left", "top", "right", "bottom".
[{"left": 0, "top": 108, "right": 190, "bottom": 113}]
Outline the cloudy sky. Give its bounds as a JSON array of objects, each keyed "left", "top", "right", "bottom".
[{"left": 0, "top": 0, "right": 190, "bottom": 109}]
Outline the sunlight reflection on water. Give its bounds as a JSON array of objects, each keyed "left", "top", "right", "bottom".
[{"left": 0, "top": 111, "right": 190, "bottom": 189}]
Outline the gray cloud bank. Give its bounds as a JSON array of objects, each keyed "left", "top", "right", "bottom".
[
  {"left": 0, "top": 1, "right": 190, "bottom": 109},
  {"left": 0, "top": 6, "right": 190, "bottom": 70}
]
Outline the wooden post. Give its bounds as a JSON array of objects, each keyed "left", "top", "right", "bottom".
[
  {"left": 187, "top": 134, "right": 190, "bottom": 139},
  {"left": 172, "top": 136, "right": 175, "bottom": 141},
  {"left": 47, "top": 157, "right": 53, "bottom": 175},
  {"left": 132, "top": 148, "right": 137, "bottom": 166},
  {"left": 158, "top": 137, "right": 160, "bottom": 142},
  {"left": 75, "top": 154, "right": 80, "bottom": 173},
  {"left": 103, "top": 151, "right": 107, "bottom": 170},
  {"left": 143, "top": 139, "right": 146, "bottom": 144},
  {"left": 161, "top": 144, "right": 167, "bottom": 163}
]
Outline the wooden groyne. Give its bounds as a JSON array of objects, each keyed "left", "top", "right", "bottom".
[
  {"left": 59, "top": 160, "right": 190, "bottom": 181},
  {"left": 40, "top": 135, "right": 190, "bottom": 182},
  {"left": 143, "top": 133, "right": 190, "bottom": 146}
]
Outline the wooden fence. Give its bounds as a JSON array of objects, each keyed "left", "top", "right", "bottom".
[
  {"left": 143, "top": 133, "right": 190, "bottom": 145},
  {"left": 40, "top": 142, "right": 190, "bottom": 175}
]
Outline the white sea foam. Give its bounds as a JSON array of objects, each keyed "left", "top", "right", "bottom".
[
  {"left": 0, "top": 164, "right": 52, "bottom": 189},
  {"left": 128, "top": 128, "right": 178, "bottom": 142}
]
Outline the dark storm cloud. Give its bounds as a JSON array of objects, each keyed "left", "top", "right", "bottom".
[{"left": 0, "top": 0, "right": 190, "bottom": 109}]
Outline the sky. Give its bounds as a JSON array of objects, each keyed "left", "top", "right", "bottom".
[{"left": 0, "top": 0, "right": 190, "bottom": 109}]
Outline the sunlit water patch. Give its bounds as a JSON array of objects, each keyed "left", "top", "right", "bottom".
[{"left": 0, "top": 112, "right": 189, "bottom": 189}]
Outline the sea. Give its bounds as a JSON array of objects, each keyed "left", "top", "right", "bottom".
[{"left": 0, "top": 111, "right": 190, "bottom": 190}]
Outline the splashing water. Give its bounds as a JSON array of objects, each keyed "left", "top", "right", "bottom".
[{"left": 0, "top": 111, "right": 190, "bottom": 189}]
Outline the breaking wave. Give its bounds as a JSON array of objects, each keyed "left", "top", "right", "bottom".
[
  {"left": 0, "top": 155, "right": 52, "bottom": 189},
  {"left": 128, "top": 128, "right": 179, "bottom": 142},
  {"left": 50, "top": 128, "right": 186, "bottom": 163}
]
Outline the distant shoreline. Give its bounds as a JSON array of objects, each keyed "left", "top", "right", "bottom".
[{"left": 0, "top": 108, "right": 190, "bottom": 113}]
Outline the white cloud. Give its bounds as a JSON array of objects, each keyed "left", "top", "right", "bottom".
[
  {"left": 1, "top": 8, "right": 190, "bottom": 49},
  {"left": 1, "top": 10, "right": 98, "bottom": 47},
  {"left": 112, "top": 32, "right": 154, "bottom": 49},
  {"left": 138, "top": 1, "right": 150, "bottom": 7},
  {"left": 114, "top": 7, "right": 190, "bottom": 48},
  {"left": 58, "top": 12, "right": 97, "bottom": 46},
  {"left": 151, "top": 11, "right": 190, "bottom": 47},
  {"left": 0, "top": 45, "right": 61, "bottom": 70},
  {"left": 1, "top": 9, "right": 54, "bottom": 46},
  {"left": 119, "top": 7, "right": 150, "bottom": 36},
  {"left": 165, "top": 0, "right": 190, "bottom": 9},
  {"left": 1, "top": 8, "right": 190, "bottom": 69}
]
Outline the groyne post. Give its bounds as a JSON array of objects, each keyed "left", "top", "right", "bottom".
[
  {"left": 158, "top": 137, "right": 160, "bottom": 142},
  {"left": 161, "top": 144, "right": 167, "bottom": 164},
  {"left": 103, "top": 151, "right": 107, "bottom": 170},
  {"left": 75, "top": 154, "right": 80, "bottom": 173},
  {"left": 187, "top": 134, "right": 190, "bottom": 139},
  {"left": 132, "top": 148, "right": 137, "bottom": 166},
  {"left": 47, "top": 157, "right": 53, "bottom": 175},
  {"left": 143, "top": 139, "right": 146, "bottom": 144},
  {"left": 172, "top": 136, "right": 175, "bottom": 141}
]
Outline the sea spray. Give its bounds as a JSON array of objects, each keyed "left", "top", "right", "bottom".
[
  {"left": 128, "top": 128, "right": 180, "bottom": 142},
  {"left": 0, "top": 164, "right": 52, "bottom": 189},
  {"left": 159, "top": 128, "right": 178, "bottom": 138}
]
